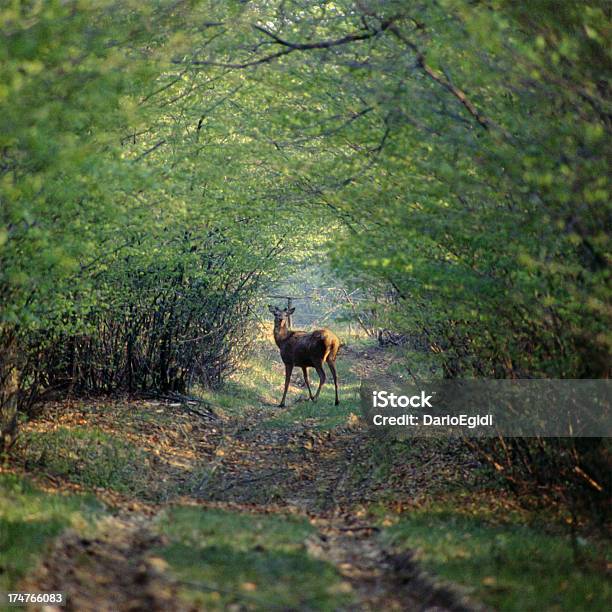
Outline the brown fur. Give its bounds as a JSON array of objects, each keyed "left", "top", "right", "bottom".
[
  {"left": 269, "top": 306, "right": 340, "bottom": 407},
  {"left": 276, "top": 329, "right": 340, "bottom": 367}
]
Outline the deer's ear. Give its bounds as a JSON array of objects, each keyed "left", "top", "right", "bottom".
[
  {"left": 268, "top": 305, "right": 277, "bottom": 314},
  {"left": 287, "top": 307, "right": 296, "bottom": 315}
]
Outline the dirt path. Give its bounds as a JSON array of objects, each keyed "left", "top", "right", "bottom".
[
  {"left": 306, "top": 520, "right": 474, "bottom": 612},
  {"left": 22, "top": 344, "right": 480, "bottom": 611},
  {"left": 23, "top": 514, "right": 192, "bottom": 612},
  {"left": 184, "top": 404, "right": 478, "bottom": 611}
]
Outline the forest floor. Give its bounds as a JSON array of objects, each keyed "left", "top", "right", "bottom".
[{"left": 1, "top": 335, "right": 610, "bottom": 611}]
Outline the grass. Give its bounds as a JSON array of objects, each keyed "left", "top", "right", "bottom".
[
  {"left": 0, "top": 473, "right": 102, "bottom": 599},
  {"left": 261, "top": 386, "right": 360, "bottom": 431},
  {"left": 19, "top": 426, "right": 150, "bottom": 496},
  {"left": 196, "top": 340, "right": 280, "bottom": 415},
  {"left": 154, "top": 506, "right": 353, "bottom": 610},
  {"left": 199, "top": 336, "right": 363, "bottom": 430},
  {"left": 345, "top": 433, "right": 611, "bottom": 611},
  {"left": 382, "top": 499, "right": 612, "bottom": 612}
]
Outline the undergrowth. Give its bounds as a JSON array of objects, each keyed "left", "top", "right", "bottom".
[{"left": 18, "top": 427, "right": 150, "bottom": 496}]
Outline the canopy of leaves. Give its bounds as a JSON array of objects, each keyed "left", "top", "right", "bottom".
[{"left": 1, "top": 0, "right": 609, "bottom": 425}]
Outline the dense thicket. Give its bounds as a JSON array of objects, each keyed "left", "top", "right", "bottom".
[
  {"left": 1, "top": 0, "right": 610, "bottom": 514},
  {"left": 0, "top": 1, "right": 300, "bottom": 450}
]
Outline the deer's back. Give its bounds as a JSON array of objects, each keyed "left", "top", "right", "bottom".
[{"left": 281, "top": 328, "right": 340, "bottom": 367}]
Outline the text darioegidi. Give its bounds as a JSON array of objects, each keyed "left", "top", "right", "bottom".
[
  {"left": 370, "top": 391, "right": 493, "bottom": 429},
  {"left": 372, "top": 413, "right": 493, "bottom": 428}
]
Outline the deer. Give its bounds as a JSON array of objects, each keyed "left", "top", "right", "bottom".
[{"left": 268, "top": 305, "right": 340, "bottom": 408}]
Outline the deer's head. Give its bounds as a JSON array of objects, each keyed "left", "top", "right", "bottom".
[{"left": 268, "top": 305, "right": 295, "bottom": 329}]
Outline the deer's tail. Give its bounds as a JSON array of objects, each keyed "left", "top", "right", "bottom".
[{"left": 327, "top": 339, "right": 341, "bottom": 362}]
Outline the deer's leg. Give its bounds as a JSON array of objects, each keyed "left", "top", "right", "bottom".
[
  {"left": 279, "top": 364, "right": 293, "bottom": 407},
  {"left": 302, "top": 367, "right": 314, "bottom": 401},
  {"left": 327, "top": 359, "right": 339, "bottom": 406},
  {"left": 313, "top": 363, "right": 326, "bottom": 401}
]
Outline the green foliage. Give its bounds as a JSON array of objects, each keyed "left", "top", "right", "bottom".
[
  {"left": 0, "top": 1, "right": 151, "bottom": 329},
  {"left": 0, "top": 1, "right": 157, "bottom": 445},
  {"left": 37, "top": 219, "right": 279, "bottom": 393},
  {"left": 155, "top": 506, "right": 353, "bottom": 610},
  {"left": 3, "top": 1, "right": 606, "bottom": 392},
  {"left": 0, "top": 1, "right": 314, "bottom": 443},
  {"left": 319, "top": 0, "right": 610, "bottom": 377},
  {"left": 166, "top": 0, "right": 610, "bottom": 379}
]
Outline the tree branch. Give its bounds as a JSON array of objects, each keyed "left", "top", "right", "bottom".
[
  {"left": 133, "top": 139, "right": 166, "bottom": 162},
  {"left": 178, "top": 18, "right": 397, "bottom": 69},
  {"left": 389, "top": 25, "right": 513, "bottom": 140}
]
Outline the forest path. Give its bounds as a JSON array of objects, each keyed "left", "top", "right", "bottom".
[
  {"left": 178, "top": 342, "right": 475, "bottom": 611},
  {"left": 23, "top": 513, "right": 192, "bottom": 612},
  {"left": 21, "top": 341, "right": 476, "bottom": 611}
]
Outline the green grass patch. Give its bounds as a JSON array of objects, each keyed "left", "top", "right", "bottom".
[
  {"left": 0, "top": 473, "right": 102, "bottom": 597},
  {"left": 383, "top": 503, "right": 611, "bottom": 611},
  {"left": 200, "top": 378, "right": 267, "bottom": 414},
  {"left": 197, "top": 343, "right": 281, "bottom": 416},
  {"left": 259, "top": 353, "right": 362, "bottom": 430},
  {"left": 154, "top": 506, "right": 353, "bottom": 610},
  {"left": 201, "top": 338, "right": 363, "bottom": 430},
  {"left": 20, "top": 426, "right": 150, "bottom": 495},
  {"left": 261, "top": 384, "right": 360, "bottom": 431}
]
